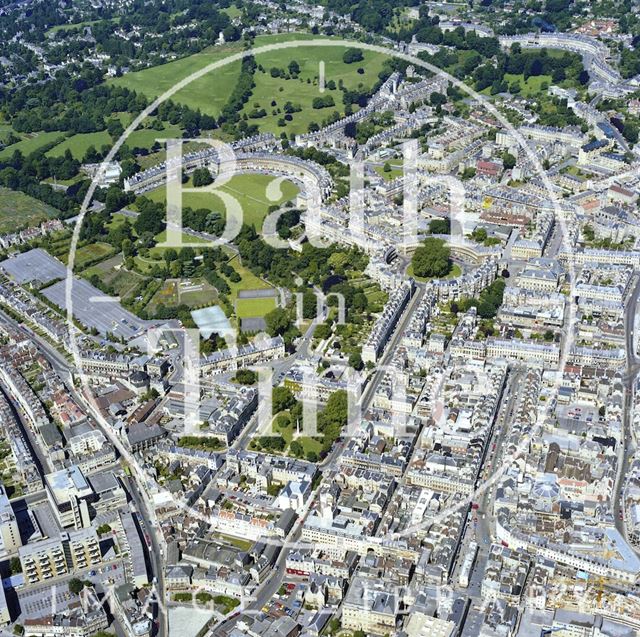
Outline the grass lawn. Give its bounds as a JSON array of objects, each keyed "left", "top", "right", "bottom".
[
  {"left": 0, "top": 131, "right": 66, "bottom": 160},
  {"left": 84, "top": 255, "right": 148, "bottom": 300},
  {"left": 563, "top": 164, "right": 591, "bottom": 179},
  {"left": 145, "top": 172, "right": 299, "bottom": 232},
  {"left": 213, "top": 533, "right": 253, "bottom": 551},
  {"left": 244, "top": 42, "right": 390, "bottom": 135},
  {"left": 106, "top": 212, "right": 135, "bottom": 232},
  {"left": 502, "top": 73, "right": 553, "bottom": 97},
  {"left": 67, "top": 242, "right": 116, "bottom": 269},
  {"left": 109, "top": 33, "right": 392, "bottom": 134},
  {"left": 48, "top": 18, "right": 115, "bottom": 35},
  {"left": 297, "top": 436, "right": 323, "bottom": 454},
  {"left": 235, "top": 296, "right": 277, "bottom": 318},
  {"left": 225, "top": 253, "right": 271, "bottom": 296},
  {"left": 272, "top": 413, "right": 325, "bottom": 457},
  {"left": 147, "top": 277, "right": 218, "bottom": 313},
  {"left": 0, "top": 187, "right": 59, "bottom": 233},
  {"left": 109, "top": 43, "right": 245, "bottom": 118},
  {"left": 45, "top": 121, "right": 184, "bottom": 160},
  {"left": 373, "top": 161, "right": 403, "bottom": 181},
  {"left": 222, "top": 5, "right": 242, "bottom": 19}
]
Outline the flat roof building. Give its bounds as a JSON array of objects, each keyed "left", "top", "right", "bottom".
[{"left": 45, "top": 466, "right": 93, "bottom": 530}]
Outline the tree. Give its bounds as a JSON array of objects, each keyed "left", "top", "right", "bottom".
[
  {"left": 258, "top": 436, "right": 286, "bottom": 452},
  {"left": 312, "top": 95, "right": 335, "bottom": 109},
  {"left": 290, "top": 440, "right": 304, "bottom": 457},
  {"left": 121, "top": 238, "right": 133, "bottom": 258},
  {"left": 105, "top": 186, "right": 129, "bottom": 214},
  {"left": 430, "top": 91, "right": 447, "bottom": 107},
  {"left": 69, "top": 578, "right": 85, "bottom": 595},
  {"left": 348, "top": 352, "right": 363, "bottom": 370},
  {"left": 314, "top": 322, "right": 332, "bottom": 340},
  {"left": 235, "top": 369, "right": 257, "bottom": 385},
  {"left": 135, "top": 198, "right": 165, "bottom": 236},
  {"left": 264, "top": 307, "right": 291, "bottom": 337},
  {"left": 428, "top": 218, "right": 450, "bottom": 234},
  {"left": 273, "top": 386, "right": 297, "bottom": 414},
  {"left": 502, "top": 153, "right": 516, "bottom": 170},
  {"left": 106, "top": 119, "right": 124, "bottom": 140},
  {"left": 192, "top": 168, "right": 213, "bottom": 187},
  {"left": 9, "top": 557, "right": 22, "bottom": 574},
  {"left": 288, "top": 60, "right": 300, "bottom": 76},
  {"left": 383, "top": 161, "right": 391, "bottom": 173},
  {"left": 471, "top": 227, "right": 488, "bottom": 243},
  {"left": 342, "top": 48, "right": 364, "bottom": 64},
  {"left": 223, "top": 24, "right": 240, "bottom": 41},
  {"left": 477, "top": 299, "right": 495, "bottom": 318},
  {"left": 318, "top": 390, "right": 348, "bottom": 443},
  {"left": 163, "top": 248, "right": 178, "bottom": 264},
  {"left": 623, "top": 121, "right": 639, "bottom": 144},
  {"left": 411, "top": 238, "right": 451, "bottom": 279},
  {"left": 302, "top": 291, "right": 318, "bottom": 320}
]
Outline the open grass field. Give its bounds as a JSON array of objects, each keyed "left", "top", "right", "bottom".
[
  {"left": 222, "top": 5, "right": 242, "bottom": 19},
  {"left": 44, "top": 231, "right": 73, "bottom": 260},
  {"left": 45, "top": 121, "right": 184, "bottom": 160},
  {"left": 145, "top": 172, "right": 299, "bottom": 232},
  {"left": 146, "top": 277, "right": 218, "bottom": 313},
  {"left": 225, "top": 253, "right": 272, "bottom": 296},
  {"left": 0, "top": 187, "right": 59, "bottom": 233},
  {"left": 502, "top": 73, "right": 553, "bottom": 97},
  {"left": 106, "top": 213, "right": 135, "bottom": 232},
  {"left": 271, "top": 415, "right": 325, "bottom": 456},
  {"left": 46, "top": 130, "right": 110, "bottom": 160},
  {"left": 47, "top": 18, "right": 116, "bottom": 35},
  {"left": 0, "top": 131, "right": 66, "bottom": 160},
  {"left": 246, "top": 43, "right": 390, "bottom": 135},
  {"left": 212, "top": 533, "right": 253, "bottom": 551},
  {"left": 84, "top": 254, "right": 149, "bottom": 300},
  {"left": 109, "top": 42, "right": 245, "bottom": 118},
  {"left": 68, "top": 242, "right": 116, "bottom": 269},
  {"left": 109, "top": 33, "right": 392, "bottom": 134},
  {"left": 235, "top": 296, "right": 277, "bottom": 318},
  {"left": 373, "top": 160, "right": 403, "bottom": 181}
]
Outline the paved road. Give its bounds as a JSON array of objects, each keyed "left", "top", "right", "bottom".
[
  {"left": 0, "top": 307, "right": 168, "bottom": 636},
  {"left": 122, "top": 475, "right": 168, "bottom": 637},
  {"left": 614, "top": 275, "right": 640, "bottom": 540},
  {"left": 476, "top": 369, "right": 524, "bottom": 547},
  {"left": 359, "top": 284, "right": 424, "bottom": 412},
  {"left": 211, "top": 284, "right": 425, "bottom": 635}
]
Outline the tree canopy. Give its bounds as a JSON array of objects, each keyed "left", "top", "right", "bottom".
[{"left": 411, "top": 238, "right": 451, "bottom": 279}]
